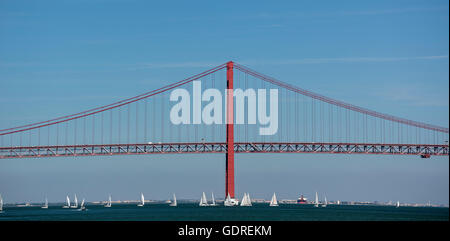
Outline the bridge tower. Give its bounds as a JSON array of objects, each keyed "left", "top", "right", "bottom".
[{"left": 226, "top": 61, "right": 235, "bottom": 200}]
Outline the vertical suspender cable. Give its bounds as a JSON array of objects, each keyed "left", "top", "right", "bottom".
[{"left": 136, "top": 102, "right": 139, "bottom": 143}]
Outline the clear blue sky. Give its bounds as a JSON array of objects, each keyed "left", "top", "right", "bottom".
[{"left": 0, "top": 0, "right": 448, "bottom": 204}]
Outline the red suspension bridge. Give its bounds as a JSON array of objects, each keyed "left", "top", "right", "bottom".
[{"left": 1, "top": 61, "right": 448, "bottom": 199}]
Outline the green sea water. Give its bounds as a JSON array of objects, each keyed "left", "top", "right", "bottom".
[{"left": 0, "top": 203, "right": 447, "bottom": 221}]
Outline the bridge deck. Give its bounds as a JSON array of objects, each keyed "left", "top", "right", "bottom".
[{"left": 0, "top": 142, "right": 448, "bottom": 159}]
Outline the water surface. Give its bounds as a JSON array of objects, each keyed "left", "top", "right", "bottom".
[{"left": 0, "top": 203, "right": 447, "bottom": 221}]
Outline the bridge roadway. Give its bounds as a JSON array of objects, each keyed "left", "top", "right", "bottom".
[{"left": 0, "top": 142, "right": 448, "bottom": 159}]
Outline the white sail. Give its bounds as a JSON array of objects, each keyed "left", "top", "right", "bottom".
[
  {"left": 199, "top": 192, "right": 208, "bottom": 206},
  {"left": 63, "top": 195, "right": 71, "bottom": 208},
  {"left": 170, "top": 193, "right": 177, "bottom": 206},
  {"left": 42, "top": 197, "right": 48, "bottom": 209},
  {"left": 138, "top": 193, "right": 145, "bottom": 206},
  {"left": 0, "top": 194, "right": 3, "bottom": 211},
  {"left": 78, "top": 198, "right": 86, "bottom": 211},
  {"left": 71, "top": 194, "right": 78, "bottom": 208},
  {"left": 105, "top": 195, "right": 112, "bottom": 207},
  {"left": 396, "top": 201, "right": 400, "bottom": 208},
  {"left": 211, "top": 192, "right": 216, "bottom": 206},
  {"left": 240, "top": 193, "right": 252, "bottom": 206},
  {"left": 270, "top": 193, "right": 279, "bottom": 206},
  {"left": 240, "top": 193, "right": 247, "bottom": 206},
  {"left": 314, "top": 192, "right": 319, "bottom": 207},
  {"left": 322, "top": 195, "right": 327, "bottom": 207},
  {"left": 224, "top": 193, "right": 231, "bottom": 206}
]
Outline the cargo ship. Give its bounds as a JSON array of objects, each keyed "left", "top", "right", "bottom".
[{"left": 297, "top": 195, "right": 307, "bottom": 204}]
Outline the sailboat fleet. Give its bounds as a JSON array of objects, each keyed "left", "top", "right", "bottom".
[
  {"left": 198, "top": 192, "right": 220, "bottom": 206},
  {"left": 0, "top": 190, "right": 441, "bottom": 213},
  {"left": 0, "top": 191, "right": 358, "bottom": 211},
  {"left": 1, "top": 191, "right": 272, "bottom": 209},
  {"left": 61, "top": 194, "right": 80, "bottom": 209},
  {"left": 313, "top": 192, "right": 329, "bottom": 208},
  {"left": 3, "top": 191, "right": 433, "bottom": 212},
  {"left": 0, "top": 192, "right": 279, "bottom": 213}
]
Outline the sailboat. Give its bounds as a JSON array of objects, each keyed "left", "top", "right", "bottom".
[
  {"left": 247, "top": 193, "right": 252, "bottom": 206},
  {"left": 269, "top": 193, "right": 279, "bottom": 207},
  {"left": 240, "top": 193, "right": 252, "bottom": 206},
  {"left": 70, "top": 194, "right": 78, "bottom": 208},
  {"left": 224, "top": 193, "right": 231, "bottom": 206},
  {"left": 240, "top": 193, "right": 247, "bottom": 206},
  {"left": 169, "top": 193, "right": 177, "bottom": 207},
  {"left": 78, "top": 198, "right": 86, "bottom": 211},
  {"left": 0, "top": 194, "right": 3, "bottom": 212},
  {"left": 314, "top": 192, "right": 319, "bottom": 207},
  {"left": 137, "top": 193, "right": 145, "bottom": 207},
  {"left": 62, "top": 195, "right": 71, "bottom": 208},
  {"left": 42, "top": 197, "right": 49, "bottom": 209},
  {"left": 321, "top": 196, "right": 327, "bottom": 207},
  {"left": 210, "top": 192, "right": 217, "bottom": 206},
  {"left": 104, "top": 195, "right": 112, "bottom": 208},
  {"left": 396, "top": 201, "right": 400, "bottom": 208},
  {"left": 199, "top": 192, "right": 209, "bottom": 206},
  {"left": 224, "top": 193, "right": 239, "bottom": 206}
]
